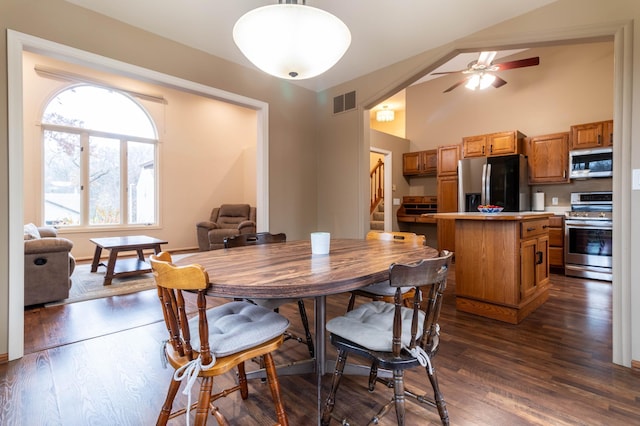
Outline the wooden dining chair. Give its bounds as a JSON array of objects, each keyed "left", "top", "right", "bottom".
[
  {"left": 224, "top": 232, "right": 315, "bottom": 358},
  {"left": 346, "top": 231, "right": 427, "bottom": 311},
  {"left": 150, "top": 251, "right": 290, "bottom": 426},
  {"left": 321, "top": 250, "right": 453, "bottom": 426}
]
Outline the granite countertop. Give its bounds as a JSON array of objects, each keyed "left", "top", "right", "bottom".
[{"left": 430, "top": 211, "right": 555, "bottom": 220}]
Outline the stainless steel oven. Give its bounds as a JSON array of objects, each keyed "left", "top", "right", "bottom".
[{"left": 564, "top": 191, "right": 612, "bottom": 281}]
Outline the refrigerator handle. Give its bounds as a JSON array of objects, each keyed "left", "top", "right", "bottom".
[{"left": 483, "top": 163, "right": 491, "bottom": 205}]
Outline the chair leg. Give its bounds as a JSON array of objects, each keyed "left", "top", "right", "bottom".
[
  {"left": 157, "top": 377, "right": 181, "bottom": 426},
  {"left": 346, "top": 293, "right": 356, "bottom": 312},
  {"left": 426, "top": 365, "right": 449, "bottom": 426},
  {"left": 297, "top": 300, "right": 315, "bottom": 357},
  {"left": 263, "top": 352, "right": 289, "bottom": 426},
  {"left": 194, "top": 376, "right": 214, "bottom": 426},
  {"left": 367, "top": 361, "right": 378, "bottom": 392},
  {"left": 321, "top": 349, "right": 348, "bottom": 426},
  {"left": 238, "top": 361, "right": 249, "bottom": 399},
  {"left": 392, "top": 370, "right": 406, "bottom": 426}
]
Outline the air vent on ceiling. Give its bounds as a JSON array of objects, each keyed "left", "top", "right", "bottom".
[{"left": 333, "top": 90, "right": 356, "bottom": 114}]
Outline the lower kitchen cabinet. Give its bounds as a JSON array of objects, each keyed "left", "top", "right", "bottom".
[
  {"left": 438, "top": 213, "right": 552, "bottom": 324},
  {"left": 548, "top": 215, "right": 564, "bottom": 269}
]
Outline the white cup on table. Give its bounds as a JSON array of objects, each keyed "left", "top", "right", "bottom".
[{"left": 310, "top": 232, "right": 331, "bottom": 255}]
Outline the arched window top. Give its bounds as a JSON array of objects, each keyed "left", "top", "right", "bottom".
[{"left": 42, "top": 84, "right": 156, "bottom": 139}]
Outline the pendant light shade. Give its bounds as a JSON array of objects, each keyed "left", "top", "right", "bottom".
[{"left": 233, "top": 3, "right": 351, "bottom": 80}]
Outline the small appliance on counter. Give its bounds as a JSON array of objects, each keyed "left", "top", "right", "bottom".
[{"left": 532, "top": 192, "right": 545, "bottom": 211}]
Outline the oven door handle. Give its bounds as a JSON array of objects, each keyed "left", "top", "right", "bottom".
[{"left": 565, "top": 221, "right": 612, "bottom": 229}]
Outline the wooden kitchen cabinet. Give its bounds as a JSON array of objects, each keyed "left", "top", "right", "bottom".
[
  {"left": 527, "top": 132, "right": 570, "bottom": 184},
  {"left": 462, "top": 130, "right": 525, "bottom": 158},
  {"left": 402, "top": 149, "right": 437, "bottom": 176},
  {"left": 520, "top": 219, "right": 550, "bottom": 301},
  {"left": 570, "top": 120, "right": 613, "bottom": 149},
  {"left": 548, "top": 215, "right": 564, "bottom": 269},
  {"left": 437, "top": 144, "right": 460, "bottom": 176},
  {"left": 461, "top": 135, "right": 486, "bottom": 158},
  {"left": 436, "top": 144, "right": 460, "bottom": 251},
  {"left": 439, "top": 213, "right": 552, "bottom": 324},
  {"left": 436, "top": 176, "right": 458, "bottom": 251}
]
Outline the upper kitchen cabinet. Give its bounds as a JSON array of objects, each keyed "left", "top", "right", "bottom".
[
  {"left": 437, "top": 144, "right": 460, "bottom": 176},
  {"left": 402, "top": 149, "right": 437, "bottom": 177},
  {"left": 462, "top": 130, "right": 526, "bottom": 158},
  {"left": 570, "top": 120, "right": 613, "bottom": 149},
  {"left": 527, "top": 132, "right": 570, "bottom": 184}
]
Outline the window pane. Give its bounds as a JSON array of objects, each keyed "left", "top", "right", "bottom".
[
  {"left": 127, "top": 142, "right": 155, "bottom": 224},
  {"left": 42, "top": 85, "right": 156, "bottom": 139},
  {"left": 43, "top": 130, "right": 81, "bottom": 226},
  {"left": 89, "top": 136, "right": 120, "bottom": 225}
]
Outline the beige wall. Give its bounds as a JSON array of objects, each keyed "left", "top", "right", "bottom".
[
  {"left": 22, "top": 52, "right": 258, "bottom": 259},
  {"left": 407, "top": 42, "right": 614, "bottom": 150}
]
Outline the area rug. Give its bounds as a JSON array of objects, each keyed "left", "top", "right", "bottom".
[{"left": 45, "top": 253, "right": 195, "bottom": 307}]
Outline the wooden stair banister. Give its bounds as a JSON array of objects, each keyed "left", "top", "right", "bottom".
[{"left": 370, "top": 158, "right": 384, "bottom": 214}]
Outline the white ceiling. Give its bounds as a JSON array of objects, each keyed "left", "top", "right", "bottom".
[{"left": 64, "top": 0, "right": 556, "bottom": 92}]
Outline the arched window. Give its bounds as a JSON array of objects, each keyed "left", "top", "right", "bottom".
[{"left": 41, "top": 85, "right": 158, "bottom": 227}]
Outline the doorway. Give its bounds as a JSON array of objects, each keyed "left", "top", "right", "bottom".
[{"left": 369, "top": 148, "right": 392, "bottom": 232}]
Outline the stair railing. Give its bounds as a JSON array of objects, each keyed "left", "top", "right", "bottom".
[{"left": 370, "top": 158, "right": 384, "bottom": 214}]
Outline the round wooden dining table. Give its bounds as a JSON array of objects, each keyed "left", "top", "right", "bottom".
[{"left": 175, "top": 238, "right": 438, "bottom": 424}]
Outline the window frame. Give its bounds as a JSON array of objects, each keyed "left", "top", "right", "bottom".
[{"left": 41, "top": 122, "right": 159, "bottom": 231}]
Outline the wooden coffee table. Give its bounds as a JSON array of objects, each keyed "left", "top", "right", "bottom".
[{"left": 90, "top": 236, "right": 168, "bottom": 285}]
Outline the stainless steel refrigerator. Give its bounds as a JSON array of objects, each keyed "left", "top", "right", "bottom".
[{"left": 457, "top": 154, "right": 530, "bottom": 212}]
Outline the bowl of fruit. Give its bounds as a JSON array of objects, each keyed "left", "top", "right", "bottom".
[{"left": 477, "top": 205, "right": 504, "bottom": 213}]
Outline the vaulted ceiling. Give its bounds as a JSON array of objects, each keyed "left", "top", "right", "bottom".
[{"left": 64, "top": 0, "right": 557, "bottom": 92}]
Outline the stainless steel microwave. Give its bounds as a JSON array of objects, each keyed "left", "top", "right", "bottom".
[{"left": 569, "top": 147, "right": 613, "bottom": 179}]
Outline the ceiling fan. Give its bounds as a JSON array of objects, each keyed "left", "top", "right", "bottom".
[{"left": 434, "top": 51, "right": 540, "bottom": 93}]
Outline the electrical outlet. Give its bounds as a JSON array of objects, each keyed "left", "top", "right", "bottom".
[
  {"left": 552, "top": 197, "right": 558, "bottom": 205},
  {"left": 393, "top": 198, "right": 400, "bottom": 206}
]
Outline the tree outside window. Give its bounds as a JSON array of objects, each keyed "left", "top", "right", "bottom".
[{"left": 41, "top": 85, "right": 158, "bottom": 228}]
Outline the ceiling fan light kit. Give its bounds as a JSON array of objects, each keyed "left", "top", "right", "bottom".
[
  {"left": 465, "top": 73, "right": 496, "bottom": 90},
  {"left": 233, "top": 1, "right": 351, "bottom": 80}
]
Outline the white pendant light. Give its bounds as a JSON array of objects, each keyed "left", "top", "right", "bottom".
[{"left": 233, "top": 1, "right": 351, "bottom": 80}]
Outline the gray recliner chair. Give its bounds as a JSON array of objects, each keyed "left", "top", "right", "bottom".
[
  {"left": 196, "top": 204, "right": 257, "bottom": 251},
  {"left": 24, "top": 225, "right": 75, "bottom": 306}
]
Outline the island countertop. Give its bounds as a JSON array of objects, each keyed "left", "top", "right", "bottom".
[{"left": 428, "top": 211, "right": 555, "bottom": 221}]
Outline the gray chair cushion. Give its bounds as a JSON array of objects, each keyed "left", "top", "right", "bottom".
[
  {"left": 359, "top": 280, "right": 412, "bottom": 296},
  {"left": 189, "top": 301, "right": 289, "bottom": 357},
  {"left": 326, "top": 301, "right": 425, "bottom": 352}
]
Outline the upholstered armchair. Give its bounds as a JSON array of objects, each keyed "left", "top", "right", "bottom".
[
  {"left": 196, "top": 204, "right": 257, "bottom": 251},
  {"left": 24, "top": 224, "right": 76, "bottom": 306}
]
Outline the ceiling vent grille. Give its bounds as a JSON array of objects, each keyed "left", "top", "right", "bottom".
[{"left": 333, "top": 90, "right": 356, "bottom": 114}]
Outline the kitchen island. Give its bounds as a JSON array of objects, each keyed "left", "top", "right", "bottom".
[{"left": 433, "top": 212, "right": 554, "bottom": 324}]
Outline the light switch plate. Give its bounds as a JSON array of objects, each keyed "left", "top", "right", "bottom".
[{"left": 633, "top": 169, "right": 640, "bottom": 190}]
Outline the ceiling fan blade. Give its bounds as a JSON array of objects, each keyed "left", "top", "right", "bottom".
[
  {"left": 477, "top": 51, "right": 497, "bottom": 67},
  {"left": 494, "top": 56, "right": 540, "bottom": 71},
  {"left": 431, "top": 69, "right": 466, "bottom": 76},
  {"left": 492, "top": 75, "right": 508, "bottom": 89},
  {"left": 443, "top": 78, "right": 468, "bottom": 93}
]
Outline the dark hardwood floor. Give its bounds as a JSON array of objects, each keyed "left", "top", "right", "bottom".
[{"left": 3, "top": 266, "right": 640, "bottom": 425}]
